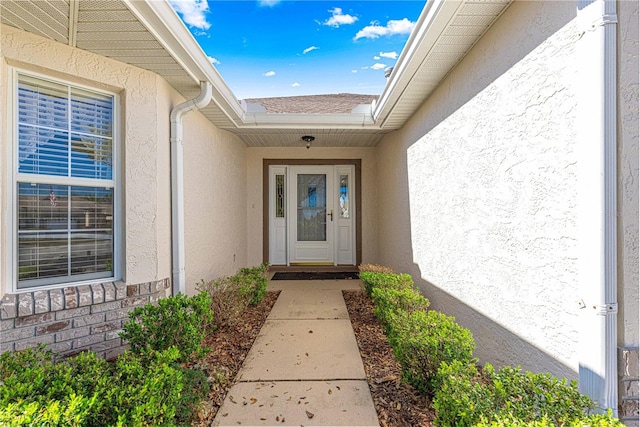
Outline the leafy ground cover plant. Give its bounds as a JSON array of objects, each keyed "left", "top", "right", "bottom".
[
  {"left": 433, "top": 361, "right": 620, "bottom": 427},
  {"left": 371, "top": 286, "right": 430, "bottom": 335},
  {"left": 360, "top": 271, "right": 414, "bottom": 296},
  {"left": 388, "top": 309, "right": 475, "bottom": 394},
  {"left": 120, "top": 291, "right": 213, "bottom": 363}
]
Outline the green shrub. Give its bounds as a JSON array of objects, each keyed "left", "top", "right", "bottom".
[
  {"left": 371, "top": 286, "right": 430, "bottom": 334},
  {"left": 359, "top": 271, "right": 414, "bottom": 296},
  {"left": 389, "top": 309, "right": 475, "bottom": 394},
  {"left": 238, "top": 262, "right": 269, "bottom": 305},
  {"left": 0, "top": 394, "right": 97, "bottom": 427},
  {"left": 434, "top": 363, "right": 599, "bottom": 427},
  {"left": 120, "top": 291, "right": 213, "bottom": 362},
  {"left": 0, "top": 345, "right": 208, "bottom": 426},
  {"left": 473, "top": 411, "right": 623, "bottom": 427}
]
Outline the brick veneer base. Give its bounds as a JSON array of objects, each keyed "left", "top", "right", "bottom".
[
  {"left": 619, "top": 347, "right": 640, "bottom": 426},
  {"left": 0, "top": 278, "right": 171, "bottom": 359}
]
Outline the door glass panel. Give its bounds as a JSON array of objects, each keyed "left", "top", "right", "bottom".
[
  {"left": 339, "top": 175, "right": 349, "bottom": 219},
  {"left": 297, "top": 174, "right": 326, "bottom": 241},
  {"left": 275, "top": 174, "right": 285, "bottom": 218}
]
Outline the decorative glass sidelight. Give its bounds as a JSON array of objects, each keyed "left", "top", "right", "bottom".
[
  {"left": 297, "top": 174, "right": 326, "bottom": 241},
  {"left": 275, "top": 174, "right": 285, "bottom": 218},
  {"left": 339, "top": 175, "right": 349, "bottom": 219}
]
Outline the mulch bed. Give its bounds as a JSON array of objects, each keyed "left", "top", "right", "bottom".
[
  {"left": 343, "top": 290, "right": 434, "bottom": 427},
  {"left": 192, "top": 291, "right": 281, "bottom": 426},
  {"left": 191, "top": 288, "right": 434, "bottom": 426}
]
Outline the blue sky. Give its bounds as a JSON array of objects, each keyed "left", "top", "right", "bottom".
[{"left": 169, "top": 0, "right": 426, "bottom": 99}]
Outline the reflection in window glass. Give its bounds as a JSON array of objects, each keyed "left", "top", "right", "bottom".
[
  {"left": 17, "top": 183, "right": 114, "bottom": 286},
  {"left": 339, "top": 175, "right": 349, "bottom": 219}
]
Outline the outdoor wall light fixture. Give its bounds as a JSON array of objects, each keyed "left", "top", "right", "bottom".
[{"left": 302, "top": 135, "right": 315, "bottom": 149}]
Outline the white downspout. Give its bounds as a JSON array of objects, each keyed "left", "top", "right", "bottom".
[
  {"left": 576, "top": 0, "right": 618, "bottom": 414},
  {"left": 170, "top": 81, "right": 212, "bottom": 295}
]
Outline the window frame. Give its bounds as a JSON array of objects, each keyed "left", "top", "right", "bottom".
[{"left": 6, "top": 68, "right": 122, "bottom": 292}]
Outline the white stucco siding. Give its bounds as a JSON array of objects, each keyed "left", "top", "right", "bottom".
[
  {"left": 182, "top": 117, "right": 247, "bottom": 293},
  {"left": 245, "top": 147, "right": 378, "bottom": 267},
  {"left": 377, "top": 1, "right": 580, "bottom": 378},
  {"left": 618, "top": 0, "right": 639, "bottom": 348},
  {"left": 0, "top": 25, "right": 174, "bottom": 291}
]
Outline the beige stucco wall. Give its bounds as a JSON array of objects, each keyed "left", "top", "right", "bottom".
[
  {"left": 618, "top": 0, "right": 639, "bottom": 349},
  {"left": 246, "top": 147, "right": 377, "bottom": 267},
  {"left": 182, "top": 115, "right": 248, "bottom": 293},
  {"left": 376, "top": 1, "right": 580, "bottom": 379},
  {"left": 0, "top": 24, "right": 245, "bottom": 296}
]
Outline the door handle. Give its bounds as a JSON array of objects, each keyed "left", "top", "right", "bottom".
[{"left": 328, "top": 209, "right": 333, "bottom": 221}]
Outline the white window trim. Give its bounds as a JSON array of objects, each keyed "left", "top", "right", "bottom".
[{"left": 5, "top": 68, "right": 122, "bottom": 293}]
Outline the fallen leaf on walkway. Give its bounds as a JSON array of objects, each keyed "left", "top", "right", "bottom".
[
  {"left": 328, "top": 389, "right": 332, "bottom": 395},
  {"left": 250, "top": 398, "right": 257, "bottom": 404},
  {"left": 306, "top": 410, "right": 314, "bottom": 419}
]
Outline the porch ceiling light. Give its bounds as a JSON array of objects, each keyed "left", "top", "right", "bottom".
[{"left": 302, "top": 135, "right": 315, "bottom": 149}]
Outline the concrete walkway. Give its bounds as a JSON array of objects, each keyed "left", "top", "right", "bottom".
[{"left": 213, "top": 279, "right": 380, "bottom": 427}]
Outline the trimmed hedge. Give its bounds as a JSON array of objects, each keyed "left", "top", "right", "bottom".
[
  {"left": 388, "top": 309, "right": 476, "bottom": 394},
  {"left": 433, "top": 361, "right": 598, "bottom": 426},
  {"left": 371, "top": 286, "right": 430, "bottom": 335},
  {"left": 357, "top": 264, "right": 621, "bottom": 426},
  {"left": 359, "top": 271, "right": 414, "bottom": 296}
]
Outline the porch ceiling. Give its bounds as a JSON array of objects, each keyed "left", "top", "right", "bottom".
[{"left": 0, "top": 0, "right": 512, "bottom": 148}]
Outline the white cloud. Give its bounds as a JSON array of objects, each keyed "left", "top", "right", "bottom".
[
  {"left": 303, "top": 46, "right": 319, "bottom": 54},
  {"left": 373, "top": 55, "right": 380, "bottom": 60},
  {"left": 324, "top": 7, "right": 358, "bottom": 27},
  {"left": 291, "top": 82, "right": 301, "bottom": 87},
  {"left": 258, "top": 0, "right": 281, "bottom": 6},
  {"left": 371, "top": 63, "right": 386, "bottom": 70},
  {"left": 361, "top": 66, "right": 369, "bottom": 70},
  {"left": 354, "top": 18, "right": 415, "bottom": 40},
  {"left": 169, "top": 0, "right": 211, "bottom": 30},
  {"left": 380, "top": 51, "right": 398, "bottom": 59},
  {"left": 207, "top": 56, "right": 220, "bottom": 65},
  {"left": 352, "top": 69, "right": 358, "bottom": 73},
  {"left": 263, "top": 71, "right": 276, "bottom": 77}
]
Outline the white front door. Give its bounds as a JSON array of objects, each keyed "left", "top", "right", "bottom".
[
  {"left": 288, "top": 166, "right": 334, "bottom": 265},
  {"left": 268, "top": 164, "right": 355, "bottom": 266}
]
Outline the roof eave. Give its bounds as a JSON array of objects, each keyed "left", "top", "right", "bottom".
[
  {"left": 373, "top": 0, "right": 463, "bottom": 127},
  {"left": 237, "top": 113, "right": 376, "bottom": 129}
]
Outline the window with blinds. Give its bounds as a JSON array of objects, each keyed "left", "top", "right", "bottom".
[{"left": 15, "top": 74, "right": 116, "bottom": 289}]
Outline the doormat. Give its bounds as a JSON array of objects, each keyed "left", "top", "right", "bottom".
[{"left": 271, "top": 271, "right": 360, "bottom": 281}]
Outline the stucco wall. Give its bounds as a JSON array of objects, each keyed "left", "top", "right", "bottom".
[
  {"left": 182, "top": 115, "right": 248, "bottom": 293},
  {"left": 246, "top": 147, "right": 377, "bottom": 267},
  {"left": 618, "top": 0, "right": 639, "bottom": 349},
  {"left": 376, "top": 1, "right": 580, "bottom": 379}
]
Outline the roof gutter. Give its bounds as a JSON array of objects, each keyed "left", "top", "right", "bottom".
[
  {"left": 576, "top": 0, "right": 618, "bottom": 414},
  {"left": 170, "top": 81, "right": 212, "bottom": 295}
]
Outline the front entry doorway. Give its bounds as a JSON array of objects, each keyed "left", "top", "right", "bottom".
[{"left": 268, "top": 164, "right": 356, "bottom": 266}]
